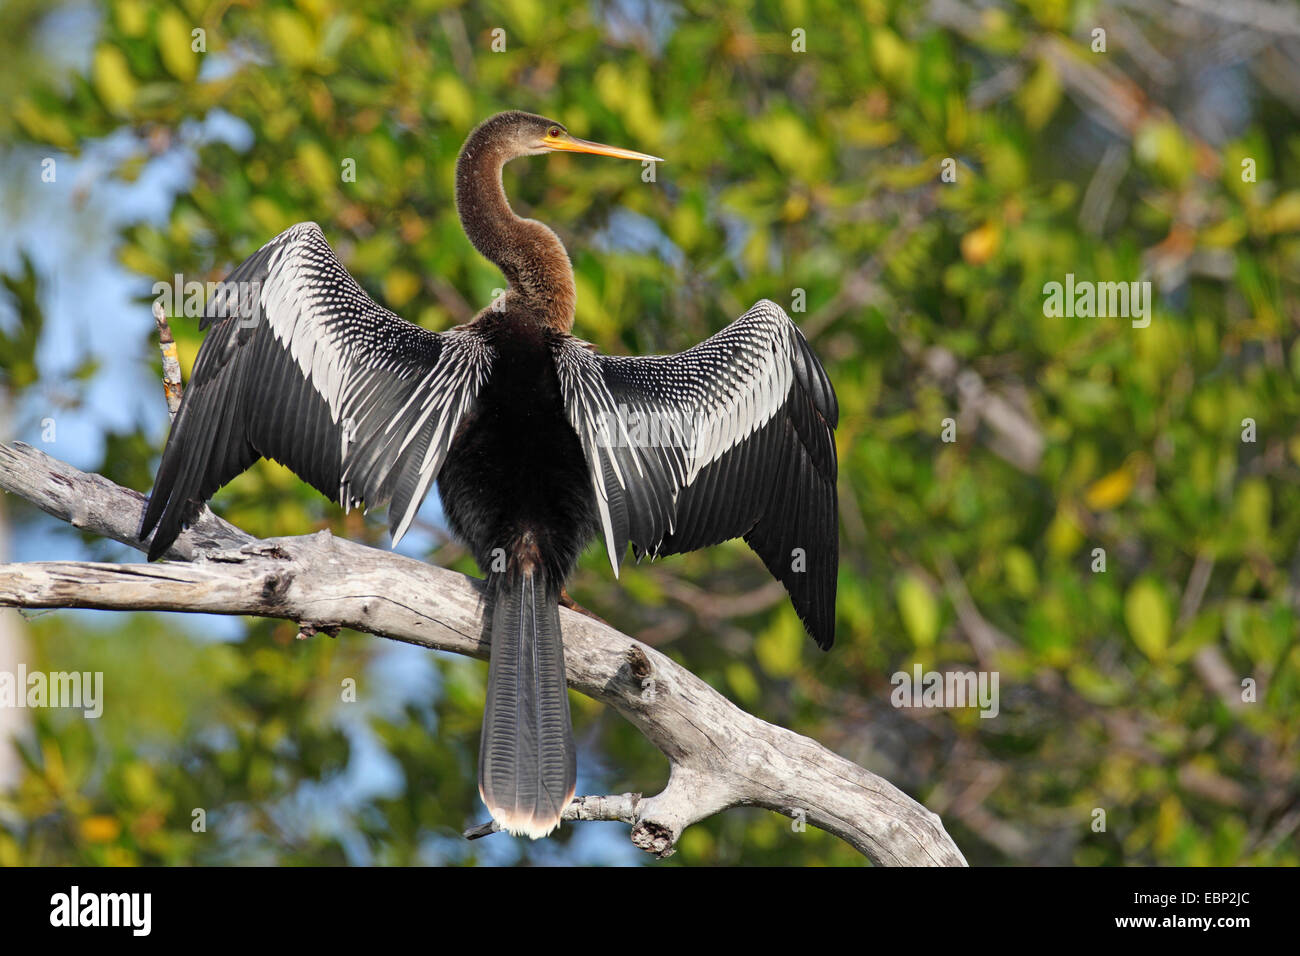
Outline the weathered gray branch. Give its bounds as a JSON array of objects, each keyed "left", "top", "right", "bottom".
[{"left": 0, "top": 440, "right": 966, "bottom": 865}]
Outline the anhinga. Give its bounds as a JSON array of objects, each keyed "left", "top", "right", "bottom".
[{"left": 140, "top": 111, "right": 839, "bottom": 839}]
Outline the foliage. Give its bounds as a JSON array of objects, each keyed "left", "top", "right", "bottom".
[{"left": 1, "top": 0, "right": 1297, "bottom": 865}]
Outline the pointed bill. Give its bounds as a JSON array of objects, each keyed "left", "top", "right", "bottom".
[{"left": 546, "top": 133, "right": 663, "bottom": 164}]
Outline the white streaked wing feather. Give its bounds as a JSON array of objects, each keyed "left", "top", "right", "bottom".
[
  {"left": 557, "top": 301, "right": 799, "bottom": 569},
  {"left": 255, "top": 223, "right": 491, "bottom": 534}
]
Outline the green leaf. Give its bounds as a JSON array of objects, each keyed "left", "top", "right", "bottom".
[
  {"left": 896, "top": 573, "right": 939, "bottom": 648},
  {"left": 1125, "top": 579, "right": 1171, "bottom": 661},
  {"left": 754, "top": 609, "right": 804, "bottom": 678},
  {"left": 157, "top": 8, "right": 198, "bottom": 82},
  {"left": 92, "top": 45, "right": 137, "bottom": 115}
]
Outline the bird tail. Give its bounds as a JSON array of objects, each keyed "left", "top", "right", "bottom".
[{"left": 478, "top": 563, "right": 576, "bottom": 839}]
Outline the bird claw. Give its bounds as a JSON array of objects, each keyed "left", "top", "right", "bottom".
[
  {"left": 559, "top": 588, "right": 609, "bottom": 626},
  {"left": 296, "top": 622, "right": 340, "bottom": 640}
]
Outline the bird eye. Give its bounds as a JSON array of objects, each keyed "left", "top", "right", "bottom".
[{"left": 548, "top": 126, "right": 561, "bottom": 138}]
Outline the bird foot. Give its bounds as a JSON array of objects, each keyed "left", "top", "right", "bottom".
[
  {"left": 296, "top": 621, "right": 340, "bottom": 640},
  {"left": 559, "top": 589, "right": 609, "bottom": 626}
]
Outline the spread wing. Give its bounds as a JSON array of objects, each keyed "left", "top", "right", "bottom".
[
  {"left": 555, "top": 300, "right": 839, "bottom": 648},
  {"left": 141, "top": 221, "right": 493, "bottom": 560}
]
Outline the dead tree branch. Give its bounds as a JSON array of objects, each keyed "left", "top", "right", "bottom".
[{"left": 0, "top": 440, "right": 966, "bottom": 865}]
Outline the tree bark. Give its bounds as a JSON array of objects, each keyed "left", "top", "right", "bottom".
[{"left": 0, "top": 440, "right": 967, "bottom": 865}]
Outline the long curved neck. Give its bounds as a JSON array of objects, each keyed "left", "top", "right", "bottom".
[{"left": 455, "top": 131, "right": 576, "bottom": 331}]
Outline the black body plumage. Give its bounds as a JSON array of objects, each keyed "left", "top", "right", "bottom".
[
  {"left": 436, "top": 316, "right": 598, "bottom": 834},
  {"left": 437, "top": 316, "right": 598, "bottom": 586},
  {"left": 139, "top": 111, "right": 840, "bottom": 839}
]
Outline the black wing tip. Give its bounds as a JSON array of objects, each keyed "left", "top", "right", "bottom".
[
  {"left": 144, "top": 536, "right": 170, "bottom": 562},
  {"left": 801, "top": 605, "right": 836, "bottom": 651},
  {"left": 138, "top": 498, "right": 159, "bottom": 540},
  {"left": 139, "top": 504, "right": 177, "bottom": 561},
  {"left": 138, "top": 492, "right": 168, "bottom": 560}
]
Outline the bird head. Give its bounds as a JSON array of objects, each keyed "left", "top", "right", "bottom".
[{"left": 486, "top": 111, "right": 663, "bottom": 164}]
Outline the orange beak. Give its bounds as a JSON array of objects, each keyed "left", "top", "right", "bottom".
[{"left": 544, "top": 132, "right": 662, "bottom": 164}]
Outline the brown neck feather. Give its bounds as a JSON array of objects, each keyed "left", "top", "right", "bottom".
[{"left": 455, "top": 130, "right": 576, "bottom": 332}]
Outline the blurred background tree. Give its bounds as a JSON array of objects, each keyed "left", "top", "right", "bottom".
[{"left": 0, "top": 0, "right": 1297, "bottom": 865}]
